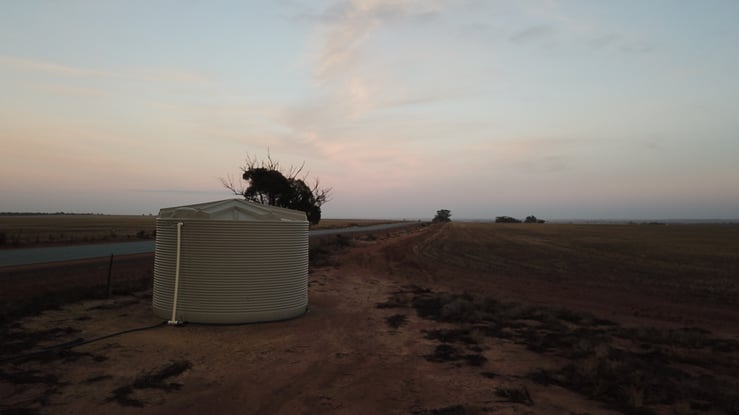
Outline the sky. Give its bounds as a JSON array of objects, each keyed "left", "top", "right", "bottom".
[{"left": 1, "top": 0, "right": 738, "bottom": 220}]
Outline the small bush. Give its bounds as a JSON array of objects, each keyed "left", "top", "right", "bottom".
[
  {"left": 424, "top": 344, "right": 487, "bottom": 367},
  {"left": 335, "top": 234, "right": 352, "bottom": 247},
  {"left": 376, "top": 292, "right": 413, "bottom": 309},
  {"left": 108, "top": 360, "right": 192, "bottom": 407},
  {"left": 424, "top": 328, "right": 478, "bottom": 345},
  {"left": 385, "top": 314, "right": 407, "bottom": 329},
  {"left": 495, "top": 386, "right": 534, "bottom": 405},
  {"left": 413, "top": 405, "right": 469, "bottom": 415}
]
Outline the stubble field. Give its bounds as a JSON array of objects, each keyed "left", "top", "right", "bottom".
[
  {"left": 1, "top": 222, "right": 738, "bottom": 415},
  {"left": 413, "top": 222, "right": 739, "bottom": 311}
]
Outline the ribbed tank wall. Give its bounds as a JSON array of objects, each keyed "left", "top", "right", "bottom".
[{"left": 153, "top": 219, "right": 309, "bottom": 323}]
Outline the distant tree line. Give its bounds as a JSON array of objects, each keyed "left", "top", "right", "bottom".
[
  {"left": 429, "top": 211, "right": 544, "bottom": 224},
  {"left": 495, "top": 215, "right": 545, "bottom": 224}
]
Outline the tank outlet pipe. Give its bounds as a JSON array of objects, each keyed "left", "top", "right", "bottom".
[{"left": 168, "top": 222, "right": 184, "bottom": 325}]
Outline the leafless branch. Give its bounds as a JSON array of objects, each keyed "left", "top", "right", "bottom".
[
  {"left": 311, "top": 178, "right": 332, "bottom": 206},
  {"left": 220, "top": 173, "right": 246, "bottom": 196}
]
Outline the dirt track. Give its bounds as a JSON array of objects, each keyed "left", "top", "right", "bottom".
[{"left": 1, "top": 223, "right": 737, "bottom": 415}]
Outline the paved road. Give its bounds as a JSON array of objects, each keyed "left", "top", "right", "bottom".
[{"left": 0, "top": 222, "right": 422, "bottom": 267}]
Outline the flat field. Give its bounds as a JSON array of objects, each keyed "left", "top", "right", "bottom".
[
  {"left": 1, "top": 222, "right": 738, "bottom": 415},
  {"left": 0, "top": 215, "right": 157, "bottom": 247},
  {"left": 413, "top": 222, "right": 739, "bottom": 309},
  {"left": 311, "top": 218, "right": 405, "bottom": 230},
  {"left": 0, "top": 215, "right": 399, "bottom": 248}
]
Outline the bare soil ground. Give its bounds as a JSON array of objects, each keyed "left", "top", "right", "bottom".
[{"left": 1, "top": 223, "right": 737, "bottom": 415}]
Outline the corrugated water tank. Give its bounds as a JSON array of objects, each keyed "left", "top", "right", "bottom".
[{"left": 153, "top": 199, "right": 309, "bottom": 324}]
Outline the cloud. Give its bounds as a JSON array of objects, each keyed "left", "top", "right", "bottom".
[
  {"left": 619, "top": 41, "right": 653, "bottom": 54},
  {"left": 643, "top": 137, "right": 666, "bottom": 151},
  {"left": 296, "top": 0, "right": 468, "bottom": 123},
  {"left": 588, "top": 33, "right": 620, "bottom": 49},
  {"left": 37, "top": 83, "right": 108, "bottom": 98},
  {"left": 512, "top": 154, "right": 568, "bottom": 173},
  {"left": 0, "top": 55, "right": 109, "bottom": 77},
  {"left": 587, "top": 33, "right": 654, "bottom": 55},
  {"left": 275, "top": 1, "right": 504, "bottom": 189},
  {"left": 476, "top": 137, "right": 581, "bottom": 154},
  {"left": 312, "top": 0, "right": 444, "bottom": 80},
  {"left": 509, "top": 24, "right": 556, "bottom": 44},
  {"left": 467, "top": 137, "right": 583, "bottom": 174},
  {"left": 314, "top": 5, "right": 380, "bottom": 79},
  {"left": 135, "top": 69, "right": 211, "bottom": 86},
  {"left": 0, "top": 54, "right": 212, "bottom": 86}
]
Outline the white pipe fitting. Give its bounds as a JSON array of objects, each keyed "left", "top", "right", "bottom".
[{"left": 168, "top": 222, "right": 184, "bottom": 325}]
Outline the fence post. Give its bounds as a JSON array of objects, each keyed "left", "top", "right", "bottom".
[{"left": 106, "top": 254, "right": 114, "bottom": 298}]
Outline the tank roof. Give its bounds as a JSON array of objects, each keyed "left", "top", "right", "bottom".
[{"left": 158, "top": 199, "right": 307, "bottom": 222}]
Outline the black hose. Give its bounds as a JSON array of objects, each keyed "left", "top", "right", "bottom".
[{"left": 0, "top": 321, "right": 168, "bottom": 363}]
